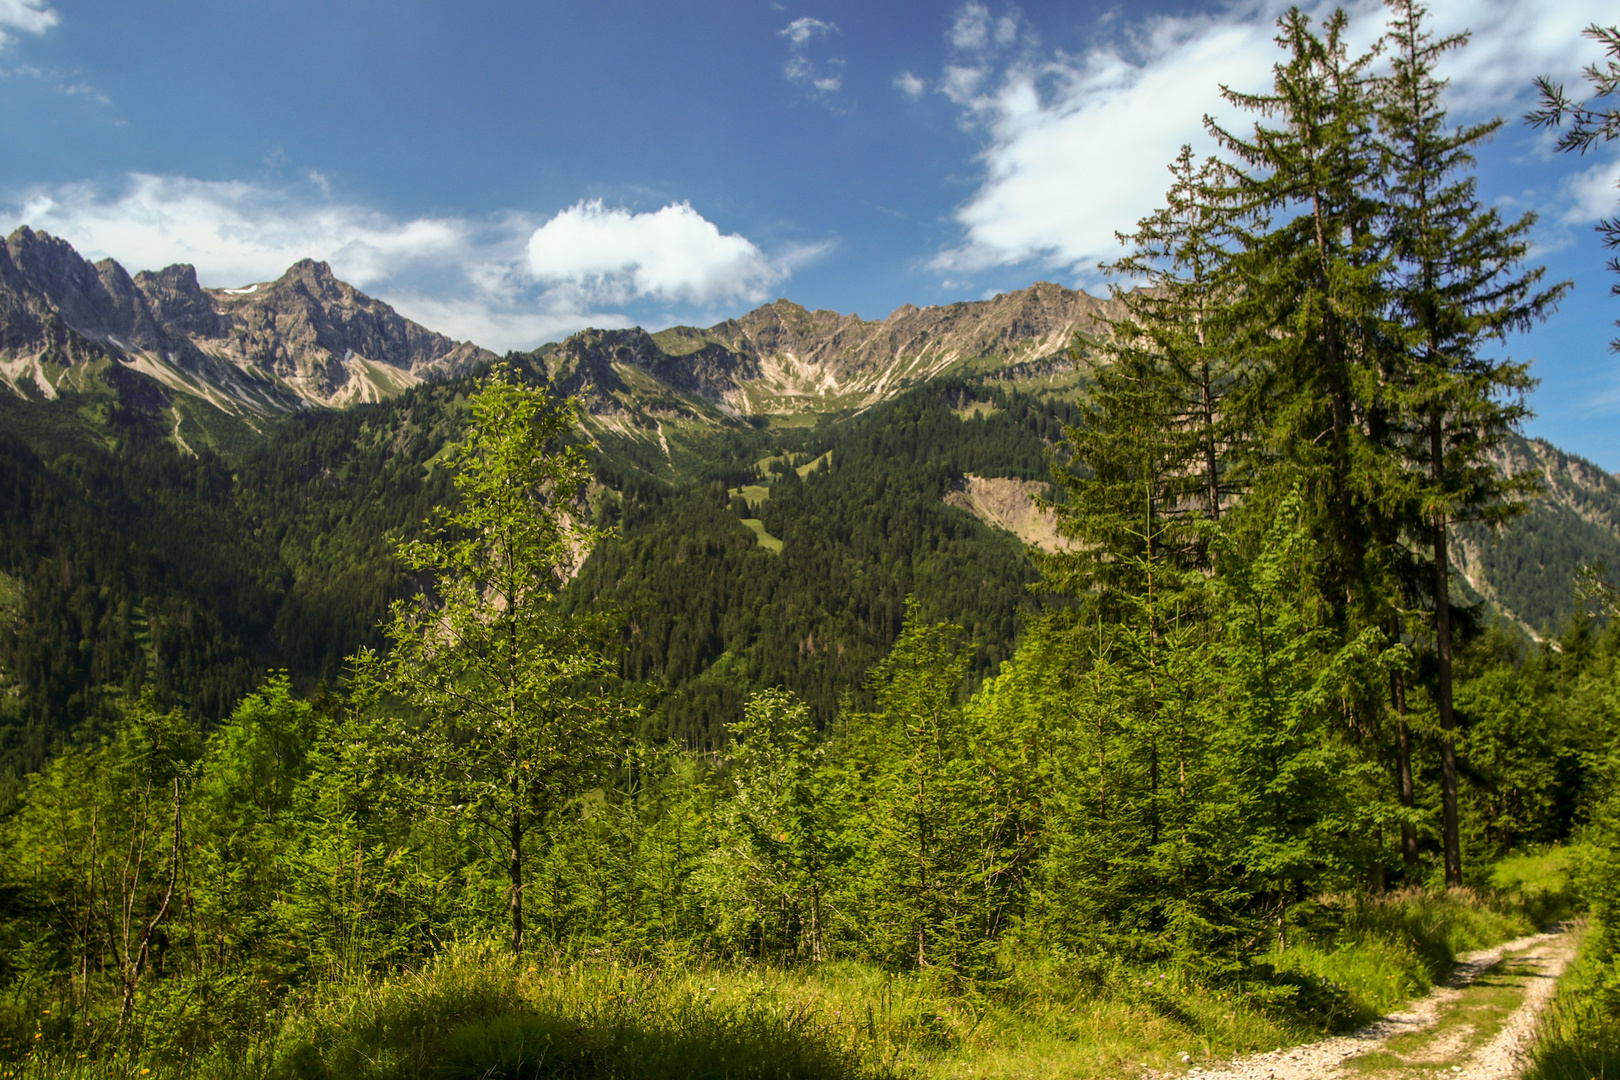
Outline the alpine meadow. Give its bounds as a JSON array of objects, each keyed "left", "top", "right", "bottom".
[{"left": 3, "top": 5, "right": 1620, "bottom": 1080}]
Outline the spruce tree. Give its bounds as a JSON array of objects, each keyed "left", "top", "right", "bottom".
[
  {"left": 862, "top": 604, "right": 995, "bottom": 977},
  {"left": 710, "top": 688, "right": 835, "bottom": 961},
  {"left": 1101, "top": 147, "right": 1244, "bottom": 522},
  {"left": 1378, "top": 0, "right": 1568, "bottom": 886},
  {"left": 1208, "top": 8, "right": 1398, "bottom": 632},
  {"left": 1205, "top": 492, "right": 1394, "bottom": 948}
]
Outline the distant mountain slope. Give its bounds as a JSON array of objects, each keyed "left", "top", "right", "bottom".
[
  {"left": 0, "top": 227, "right": 495, "bottom": 419},
  {"left": 0, "top": 229, "right": 1119, "bottom": 472},
  {"left": 542, "top": 282, "right": 1118, "bottom": 421},
  {"left": 1455, "top": 436, "right": 1620, "bottom": 637}
]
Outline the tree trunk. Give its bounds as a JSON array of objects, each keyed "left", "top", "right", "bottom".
[
  {"left": 1430, "top": 416, "right": 1462, "bottom": 888},
  {"left": 1393, "top": 671, "right": 1419, "bottom": 867},
  {"left": 119, "top": 778, "right": 182, "bottom": 1036},
  {"left": 509, "top": 790, "right": 525, "bottom": 956},
  {"left": 1197, "top": 317, "right": 1220, "bottom": 523}
]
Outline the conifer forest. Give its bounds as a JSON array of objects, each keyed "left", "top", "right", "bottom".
[{"left": 1, "top": 5, "right": 1619, "bottom": 1079}]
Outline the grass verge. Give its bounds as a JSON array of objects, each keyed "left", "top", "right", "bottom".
[
  {"left": 10, "top": 875, "right": 1577, "bottom": 1080},
  {"left": 1528, "top": 920, "right": 1620, "bottom": 1080}
]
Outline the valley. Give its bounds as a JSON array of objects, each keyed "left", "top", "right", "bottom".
[
  {"left": 0, "top": 227, "right": 1615, "bottom": 1080},
  {"left": 0, "top": 226, "right": 1611, "bottom": 762}
]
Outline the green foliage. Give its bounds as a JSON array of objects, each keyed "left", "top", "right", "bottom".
[
  {"left": 704, "top": 689, "right": 836, "bottom": 960},
  {"left": 356, "top": 362, "right": 624, "bottom": 955},
  {"left": 854, "top": 607, "right": 1001, "bottom": 977},
  {"left": 4, "top": 8, "right": 1619, "bottom": 1079},
  {"left": 575, "top": 381, "right": 1071, "bottom": 745}
]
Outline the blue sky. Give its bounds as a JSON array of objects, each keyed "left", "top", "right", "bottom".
[{"left": 2, "top": 0, "right": 1619, "bottom": 465}]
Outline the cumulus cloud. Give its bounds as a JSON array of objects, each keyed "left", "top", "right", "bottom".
[
  {"left": 0, "top": 0, "right": 56, "bottom": 49},
  {"left": 894, "top": 71, "right": 926, "bottom": 98},
  {"left": 1, "top": 175, "right": 790, "bottom": 352},
  {"left": 780, "top": 16, "right": 845, "bottom": 95},
  {"left": 6, "top": 173, "right": 467, "bottom": 287},
  {"left": 384, "top": 295, "right": 633, "bottom": 352},
  {"left": 781, "top": 16, "right": 834, "bottom": 48},
  {"left": 1561, "top": 154, "right": 1620, "bottom": 225},
  {"left": 930, "top": 0, "right": 1618, "bottom": 279},
  {"left": 525, "top": 199, "right": 782, "bottom": 306}
]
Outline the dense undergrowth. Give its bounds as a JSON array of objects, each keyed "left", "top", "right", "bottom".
[{"left": 5, "top": 872, "right": 1577, "bottom": 1080}]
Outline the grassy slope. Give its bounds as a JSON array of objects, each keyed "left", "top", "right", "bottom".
[
  {"left": 1528, "top": 923, "right": 1620, "bottom": 1080},
  {"left": 16, "top": 865, "right": 1579, "bottom": 1080},
  {"left": 1526, "top": 843, "right": 1620, "bottom": 1080}
]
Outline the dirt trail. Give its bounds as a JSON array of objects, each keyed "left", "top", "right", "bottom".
[{"left": 1180, "top": 928, "right": 1575, "bottom": 1080}]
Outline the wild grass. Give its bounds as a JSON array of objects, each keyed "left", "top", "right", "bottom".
[
  {"left": 1527, "top": 921, "right": 1620, "bottom": 1080},
  {"left": 10, "top": 872, "right": 1575, "bottom": 1080},
  {"left": 1521, "top": 840, "right": 1618, "bottom": 1080},
  {"left": 1270, "top": 883, "right": 1556, "bottom": 1024}
]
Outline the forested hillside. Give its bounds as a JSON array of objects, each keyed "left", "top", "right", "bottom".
[
  {"left": 0, "top": 350, "right": 1084, "bottom": 780},
  {"left": 1, "top": 7, "right": 1619, "bottom": 1078},
  {"left": 580, "top": 383, "right": 1074, "bottom": 744}
]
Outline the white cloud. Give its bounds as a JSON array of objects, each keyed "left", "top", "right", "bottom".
[
  {"left": 779, "top": 16, "right": 845, "bottom": 96},
  {"left": 0, "top": 0, "right": 56, "bottom": 49},
  {"left": 6, "top": 173, "right": 467, "bottom": 287},
  {"left": 1421, "top": 0, "right": 1620, "bottom": 116},
  {"left": 2, "top": 175, "right": 792, "bottom": 352},
  {"left": 949, "top": 3, "right": 1022, "bottom": 53},
  {"left": 1562, "top": 154, "right": 1620, "bottom": 225},
  {"left": 385, "top": 295, "right": 633, "bottom": 352},
  {"left": 781, "top": 16, "right": 834, "bottom": 48},
  {"left": 931, "top": 0, "right": 1618, "bottom": 279},
  {"left": 895, "top": 71, "right": 926, "bottom": 98},
  {"left": 525, "top": 199, "right": 782, "bottom": 306},
  {"left": 940, "top": 64, "right": 989, "bottom": 107}
]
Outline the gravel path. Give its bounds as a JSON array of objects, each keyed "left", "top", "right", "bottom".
[
  {"left": 1177, "top": 928, "right": 1575, "bottom": 1080},
  {"left": 1454, "top": 932, "right": 1575, "bottom": 1080}
]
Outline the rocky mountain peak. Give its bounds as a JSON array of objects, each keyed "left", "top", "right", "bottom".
[
  {"left": 536, "top": 280, "right": 1122, "bottom": 422},
  {"left": 272, "top": 259, "right": 346, "bottom": 300},
  {"left": 133, "top": 264, "right": 222, "bottom": 338},
  {"left": 0, "top": 229, "right": 495, "bottom": 412}
]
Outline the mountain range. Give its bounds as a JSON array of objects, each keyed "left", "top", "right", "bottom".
[{"left": 0, "top": 226, "right": 1613, "bottom": 759}]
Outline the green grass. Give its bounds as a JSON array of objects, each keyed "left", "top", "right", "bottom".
[
  {"left": 9, "top": 871, "right": 1583, "bottom": 1080},
  {"left": 1345, "top": 952, "right": 1540, "bottom": 1074},
  {"left": 795, "top": 451, "right": 832, "bottom": 478},
  {"left": 952, "top": 402, "right": 1000, "bottom": 420},
  {"left": 732, "top": 484, "right": 772, "bottom": 510},
  {"left": 740, "top": 518, "right": 784, "bottom": 553},
  {"left": 1270, "top": 885, "right": 1553, "bottom": 1021},
  {"left": 1489, "top": 847, "right": 1578, "bottom": 906},
  {"left": 1528, "top": 919, "right": 1620, "bottom": 1080}
]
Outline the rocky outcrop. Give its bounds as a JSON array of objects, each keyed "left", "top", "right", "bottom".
[
  {"left": 201, "top": 259, "right": 492, "bottom": 402},
  {"left": 944, "top": 474, "right": 1070, "bottom": 553}
]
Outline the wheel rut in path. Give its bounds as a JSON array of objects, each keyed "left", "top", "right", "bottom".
[{"left": 1175, "top": 927, "right": 1575, "bottom": 1080}]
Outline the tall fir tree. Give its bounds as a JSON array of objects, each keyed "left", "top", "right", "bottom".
[
  {"left": 1209, "top": 8, "right": 1401, "bottom": 635},
  {"left": 1378, "top": 0, "right": 1567, "bottom": 886}
]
